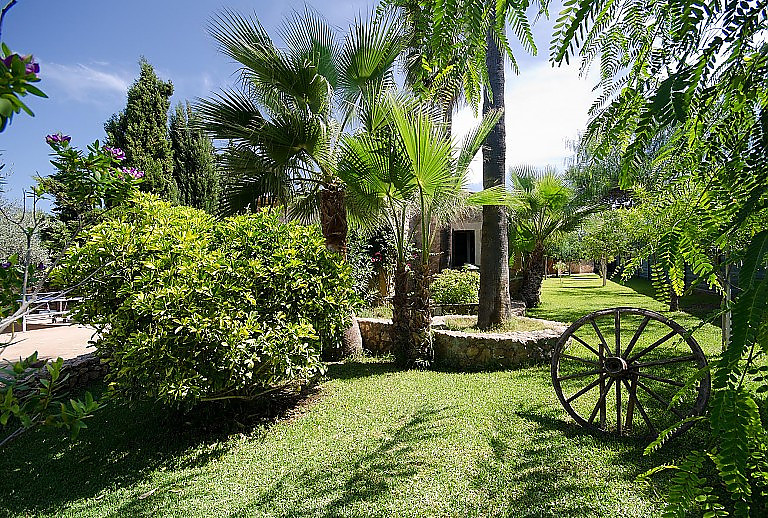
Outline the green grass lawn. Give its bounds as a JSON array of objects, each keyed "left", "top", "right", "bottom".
[
  {"left": 0, "top": 275, "right": 723, "bottom": 518},
  {"left": 443, "top": 315, "right": 551, "bottom": 333}
]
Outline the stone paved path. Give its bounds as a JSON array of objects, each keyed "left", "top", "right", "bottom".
[{"left": 0, "top": 325, "right": 96, "bottom": 363}]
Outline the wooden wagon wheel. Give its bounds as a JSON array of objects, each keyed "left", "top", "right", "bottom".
[{"left": 551, "top": 307, "right": 710, "bottom": 439}]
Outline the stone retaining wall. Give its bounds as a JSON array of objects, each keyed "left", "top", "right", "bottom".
[
  {"left": 34, "top": 353, "right": 107, "bottom": 391},
  {"left": 356, "top": 316, "right": 567, "bottom": 370}
]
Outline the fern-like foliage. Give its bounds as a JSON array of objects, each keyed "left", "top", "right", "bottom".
[
  {"left": 553, "top": 0, "right": 768, "bottom": 515},
  {"left": 380, "top": 0, "right": 549, "bottom": 114}
]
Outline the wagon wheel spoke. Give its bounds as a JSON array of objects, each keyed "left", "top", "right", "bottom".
[
  {"left": 615, "top": 374, "right": 622, "bottom": 434},
  {"left": 627, "top": 330, "right": 678, "bottom": 363},
  {"left": 588, "top": 377, "right": 615, "bottom": 426},
  {"left": 622, "top": 378, "right": 656, "bottom": 435},
  {"left": 590, "top": 320, "right": 610, "bottom": 356},
  {"left": 570, "top": 334, "right": 602, "bottom": 358},
  {"left": 599, "top": 374, "right": 606, "bottom": 428},
  {"left": 557, "top": 368, "right": 602, "bottom": 381},
  {"left": 632, "top": 355, "right": 696, "bottom": 369},
  {"left": 566, "top": 377, "right": 602, "bottom": 404},
  {"left": 623, "top": 315, "right": 651, "bottom": 358},
  {"left": 634, "top": 371, "right": 685, "bottom": 387},
  {"left": 560, "top": 354, "right": 600, "bottom": 367},
  {"left": 635, "top": 379, "right": 686, "bottom": 419}
]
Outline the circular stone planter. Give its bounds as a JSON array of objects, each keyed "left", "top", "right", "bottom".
[{"left": 356, "top": 315, "right": 567, "bottom": 371}]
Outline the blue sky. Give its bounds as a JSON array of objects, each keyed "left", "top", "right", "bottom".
[{"left": 0, "top": 0, "right": 597, "bottom": 200}]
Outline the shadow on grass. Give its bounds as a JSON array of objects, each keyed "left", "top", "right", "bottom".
[
  {"left": 0, "top": 385, "right": 322, "bottom": 517},
  {"left": 467, "top": 402, "right": 710, "bottom": 517},
  {"left": 325, "top": 358, "right": 400, "bottom": 380},
  {"left": 228, "top": 404, "right": 452, "bottom": 518},
  {"left": 93, "top": 403, "right": 453, "bottom": 518}
]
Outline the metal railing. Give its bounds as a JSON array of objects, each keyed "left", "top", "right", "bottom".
[{"left": 17, "top": 293, "right": 83, "bottom": 332}]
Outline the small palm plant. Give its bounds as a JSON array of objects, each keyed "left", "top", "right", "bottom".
[
  {"left": 508, "top": 167, "right": 598, "bottom": 307},
  {"left": 339, "top": 93, "right": 503, "bottom": 367},
  {"left": 197, "top": 8, "right": 404, "bottom": 254}
]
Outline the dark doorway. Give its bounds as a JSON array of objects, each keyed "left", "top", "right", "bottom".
[{"left": 452, "top": 230, "right": 475, "bottom": 267}]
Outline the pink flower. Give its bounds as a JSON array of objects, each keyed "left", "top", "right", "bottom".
[
  {"left": 104, "top": 146, "right": 125, "bottom": 160},
  {"left": 119, "top": 167, "right": 145, "bottom": 179}
]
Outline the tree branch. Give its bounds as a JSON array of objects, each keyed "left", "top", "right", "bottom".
[{"left": 0, "top": 0, "right": 18, "bottom": 42}]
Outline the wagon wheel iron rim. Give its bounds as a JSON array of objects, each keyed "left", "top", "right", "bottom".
[{"left": 551, "top": 307, "right": 710, "bottom": 440}]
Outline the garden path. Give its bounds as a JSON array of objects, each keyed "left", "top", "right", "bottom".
[{"left": 0, "top": 325, "right": 96, "bottom": 363}]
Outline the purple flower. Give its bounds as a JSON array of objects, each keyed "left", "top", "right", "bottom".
[
  {"left": 1, "top": 53, "right": 40, "bottom": 77},
  {"left": 104, "top": 146, "right": 125, "bottom": 160},
  {"left": 1, "top": 261, "right": 11, "bottom": 269},
  {"left": 46, "top": 133, "right": 72, "bottom": 145},
  {"left": 25, "top": 59, "right": 40, "bottom": 76},
  {"left": 37, "top": 262, "right": 45, "bottom": 270},
  {"left": 119, "top": 167, "right": 145, "bottom": 180}
]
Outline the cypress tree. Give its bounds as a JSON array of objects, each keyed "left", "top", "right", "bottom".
[
  {"left": 169, "top": 102, "right": 220, "bottom": 213},
  {"left": 105, "top": 58, "right": 178, "bottom": 202}
]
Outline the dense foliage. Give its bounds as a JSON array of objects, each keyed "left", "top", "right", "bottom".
[
  {"left": 54, "top": 195, "right": 356, "bottom": 407},
  {"left": 430, "top": 266, "right": 480, "bottom": 305},
  {"left": 105, "top": 59, "right": 178, "bottom": 202},
  {"left": 552, "top": 0, "right": 768, "bottom": 514},
  {"left": 169, "top": 102, "right": 221, "bottom": 213}
]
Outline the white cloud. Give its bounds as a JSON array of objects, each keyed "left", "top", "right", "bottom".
[
  {"left": 453, "top": 60, "right": 599, "bottom": 185},
  {"left": 41, "top": 62, "right": 130, "bottom": 103}
]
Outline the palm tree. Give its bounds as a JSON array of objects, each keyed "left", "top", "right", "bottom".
[
  {"left": 508, "top": 167, "right": 598, "bottom": 307},
  {"left": 383, "top": 0, "right": 548, "bottom": 329},
  {"left": 339, "top": 92, "right": 503, "bottom": 367},
  {"left": 197, "top": 8, "right": 404, "bottom": 255}
]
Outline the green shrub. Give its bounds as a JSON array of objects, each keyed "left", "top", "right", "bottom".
[
  {"left": 430, "top": 266, "right": 480, "bottom": 305},
  {"left": 54, "top": 194, "right": 355, "bottom": 407}
]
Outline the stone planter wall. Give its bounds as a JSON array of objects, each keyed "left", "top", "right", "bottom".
[
  {"left": 356, "top": 316, "right": 567, "bottom": 370},
  {"left": 25, "top": 352, "right": 107, "bottom": 392},
  {"left": 356, "top": 317, "right": 393, "bottom": 356}
]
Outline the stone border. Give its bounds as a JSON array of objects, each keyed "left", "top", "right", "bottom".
[{"left": 357, "top": 315, "right": 567, "bottom": 371}]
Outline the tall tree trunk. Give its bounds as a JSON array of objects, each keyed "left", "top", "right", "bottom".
[
  {"left": 319, "top": 186, "right": 348, "bottom": 257},
  {"left": 477, "top": 18, "right": 512, "bottom": 329},
  {"left": 601, "top": 255, "right": 607, "bottom": 287},
  {"left": 669, "top": 285, "right": 680, "bottom": 312},
  {"left": 392, "top": 263, "right": 410, "bottom": 366},
  {"left": 318, "top": 185, "right": 361, "bottom": 360},
  {"left": 520, "top": 244, "right": 545, "bottom": 308}
]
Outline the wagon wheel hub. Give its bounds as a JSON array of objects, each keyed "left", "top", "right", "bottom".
[{"left": 603, "top": 356, "right": 628, "bottom": 377}]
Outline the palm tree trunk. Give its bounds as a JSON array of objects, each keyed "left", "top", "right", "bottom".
[
  {"left": 520, "top": 244, "right": 545, "bottom": 308},
  {"left": 319, "top": 185, "right": 361, "bottom": 360},
  {"left": 392, "top": 262, "right": 410, "bottom": 366},
  {"left": 319, "top": 185, "right": 348, "bottom": 257},
  {"left": 406, "top": 260, "right": 433, "bottom": 368},
  {"left": 477, "top": 15, "right": 512, "bottom": 329}
]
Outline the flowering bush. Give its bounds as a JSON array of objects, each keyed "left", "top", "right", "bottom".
[
  {"left": 54, "top": 194, "right": 356, "bottom": 407},
  {"left": 430, "top": 266, "right": 480, "bottom": 305},
  {"left": 0, "top": 44, "right": 46, "bottom": 131},
  {"left": 39, "top": 134, "right": 143, "bottom": 219}
]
